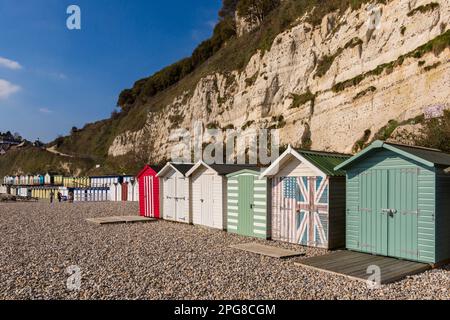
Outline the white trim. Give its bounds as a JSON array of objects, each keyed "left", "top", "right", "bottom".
[
  {"left": 185, "top": 161, "right": 218, "bottom": 177},
  {"left": 259, "top": 145, "right": 326, "bottom": 178},
  {"left": 157, "top": 162, "right": 193, "bottom": 177}
]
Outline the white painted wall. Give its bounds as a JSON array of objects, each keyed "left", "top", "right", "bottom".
[{"left": 190, "top": 166, "right": 225, "bottom": 229}]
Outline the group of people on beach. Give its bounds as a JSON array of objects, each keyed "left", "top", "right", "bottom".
[{"left": 49, "top": 191, "right": 74, "bottom": 203}]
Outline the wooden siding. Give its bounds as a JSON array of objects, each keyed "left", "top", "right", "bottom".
[
  {"left": 137, "top": 166, "right": 160, "bottom": 218},
  {"left": 435, "top": 170, "right": 450, "bottom": 263},
  {"left": 190, "top": 166, "right": 225, "bottom": 229},
  {"left": 226, "top": 172, "right": 269, "bottom": 239},
  {"left": 345, "top": 149, "right": 436, "bottom": 263},
  {"left": 277, "top": 156, "right": 318, "bottom": 177},
  {"left": 161, "top": 168, "right": 190, "bottom": 223},
  {"left": 271, "top": 176, "right": 330, "bottom": 248}
]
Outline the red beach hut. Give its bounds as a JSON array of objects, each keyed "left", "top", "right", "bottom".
[{"left": 137, "top": 165, "right": 160, "bottom": 218}]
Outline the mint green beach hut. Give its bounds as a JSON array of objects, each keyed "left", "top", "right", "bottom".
[{"left": 226, "top": 169, "right": 270, "bottom": 239}]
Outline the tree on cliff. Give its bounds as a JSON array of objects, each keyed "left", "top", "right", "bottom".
[{"left": 237, "top": 0, "right": 280, "bottom": 25}]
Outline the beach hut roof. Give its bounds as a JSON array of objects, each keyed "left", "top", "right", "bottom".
[
  {"left": 335, "top": 140, "right": 450, "bottom": 171},
  {"left": 185, "top": 161, "right": 258, "bottom": 177},
  {"left": 157, "top": 163, "right": 195, "bottom": 177},
  {"left": 136, "top": 165, "right": 164, "bottom": 178},
  {"left": 260, "top": 145, "right": 351, "bottom": 178}
]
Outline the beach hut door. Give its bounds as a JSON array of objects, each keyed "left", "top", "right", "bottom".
[
  {"left": 200, "top": 175, "right": 214, "bottom": 227},
  {"left": 164, "top": 177, "right": 176, "bottom": 220},
  {"left": 237, "top": 176, "right": 255, "bottom": 237},
  {"left": 143, "top": 176, "right": 155, "bottom": 217},
  {"left": 359, "top": 169, "right": 418, "bottom": 260},
  {"left": 176, "top": 177, "right": 187, "bottom": 222},
  {"left": 387, "top": 169, "right": 418, "bottom": 261}
]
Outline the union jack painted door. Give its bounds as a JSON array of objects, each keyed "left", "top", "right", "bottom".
[{"left": 272, "top": 176, "right": 329, "bottom": 248}]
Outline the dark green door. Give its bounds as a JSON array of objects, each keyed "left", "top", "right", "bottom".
[
  {"left": 238, "top": 176, "right": 254, "bottom": 237},
  {"left": 388, "top": 169, "right": 419, "bottom": 260},
  {"left": 359, "top": 169, "right": 418, "bottom": 260}
]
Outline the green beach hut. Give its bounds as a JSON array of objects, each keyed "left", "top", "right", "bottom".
[
  {"left": 226, "top": 169, "right": 270, "bottom": 239},
  {"left": 335, "top": 140, "right": 450, "bottom": 264}
]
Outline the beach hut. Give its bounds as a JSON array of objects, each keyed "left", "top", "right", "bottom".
[
  {"left": 137, "top": 165, "right": 161, "bottom": 218},
  {"left": 186, "top": 162, "right": 257, "bottom": 230},
  {"left": 109, "top": 183, "right": 122, "bottom": 202},
  {"left": 335, "top": 141, "right": 450, "bottom": 264},
  {"left": 157, "top": 163, "right": 194, "bottom": 223},
  {"left": 90, "top": 176, "right": 121, "bottom": 188},
  {"left": 260, "top": 146, "right": 351, "bottom": 249},
  {"left": 53, "top": 175, "right": 63, "bottom": 186},
  {"left": 226, "top": 169, "right": 270, "bottom": 239},
  {"left": 44, "top": 173, "right": 54, "bottom": 185},
  {"left": 127, "top": 180, "right": 139, "bottom": 202}
]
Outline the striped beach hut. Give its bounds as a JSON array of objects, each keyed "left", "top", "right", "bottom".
[
  {"left": 157, "top": 163, "right": 194, "bottom": 223},
  {"left": 186, "top": 162, "right": 257, "bottom": 230},
  {"left": 226, "top": 169, "right": 270, "bottom": 239},
  {"left": 137, "top": 165, "right": 161, "bottom": 218},
  {"left": 90, "top": 175, "right": 121, "bottom": 188},
  {"left": 260, "top": 146, "right": 351, "bottom": 249}
]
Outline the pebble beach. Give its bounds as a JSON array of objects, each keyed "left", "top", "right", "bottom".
[{"left": 0, "top": 201, "right": 448, "bottom": 300}]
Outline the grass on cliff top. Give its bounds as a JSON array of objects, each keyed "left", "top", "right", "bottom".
[{"left": 0, "top": 146, "right": 95, "bottom": 178}]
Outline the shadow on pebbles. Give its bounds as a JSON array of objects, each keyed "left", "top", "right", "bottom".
[{"left": 0, "top": 202, "right": 448, "bottom": 299}]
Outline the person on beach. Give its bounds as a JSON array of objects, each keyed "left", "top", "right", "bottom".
[
  {"left": 68, "top": 191, "right": 74, "bottom": 203},
  {"left": 49, "top": 191, "right": 54, "bottom": 203}
]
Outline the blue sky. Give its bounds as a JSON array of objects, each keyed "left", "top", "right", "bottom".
[{"left": 0, "top": 0, "right": 221, "bottom": 142}]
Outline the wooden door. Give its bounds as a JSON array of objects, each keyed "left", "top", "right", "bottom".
[
  {"left": 387, "top": 169, "right": 419, "bottom": 260},
  {"left": 176, "top": 177, "right": 187, "bottom": 223},
  {"left": 164, "top": 176, "right": 176, "bottom": 220},
  {"left": 143, "top": 176, "right": 155, "bottom": 217},
  {"left": 200, "top": 175, "right": 214, "bottom": 227},
  {"left": 237, "top": 175, "right": 254, "bottom": 237},
  {"left": 359, "top": 170, "right": 389, "bottom": 256}
]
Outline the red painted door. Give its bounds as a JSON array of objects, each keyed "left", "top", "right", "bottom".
[
  {"left": 122, "top": 183, "right": 128, "bottom": 202},
  {"left": 143, "top": 176, "right": 154, "bottom": 217}
]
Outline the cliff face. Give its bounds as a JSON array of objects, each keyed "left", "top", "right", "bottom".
[{"left": 108, "top": 0, "right": 449, "bottom": 162}]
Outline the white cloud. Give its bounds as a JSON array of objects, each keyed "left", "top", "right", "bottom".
[
  {"left": 0, "top": 79, "right": 20, "bottom": 99},
  {"left": 39, "top": 108, "right": 52, "bottom": 114},
  {"left": 0, "top": 57, "right": 22, "bottom": 70}
]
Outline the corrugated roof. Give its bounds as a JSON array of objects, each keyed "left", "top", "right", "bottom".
[
  {"left": 335, "top": 141, "right": 450, "bottom": 171},
  {"left": 295, "top": 149, "right": 352, "bottom": 176},
  {"left": 171, "top": 163, "right": 195, "bottom": 175},
  {"left": 385, "top": 142, "right": 450, "bottom": 167},
  {"left": 209, "top": 164, "right": 259, "bottom": 175}
]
